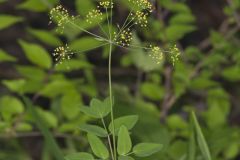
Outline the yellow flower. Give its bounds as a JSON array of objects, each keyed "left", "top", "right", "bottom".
[
  {"left": 149, "top": 45, "right": 163, "bottom": 64},
  {"left": 99, "top": 1, "right": 114, "bottom": 9},
  {"left": 131, "top": 11, "right": 148, "bottom": 27},
  {"left": 53, "top": 44, "right": 73, "bottom": 65},
  {"left": 170, "top": 44, "right": 180, "bottom": 66},
  {"left": 128, "top": 0, "right": 153, "bottom": 12},
  {"left": 86, "top": 9, "right": 103, "bottom": 24},
  {"left": 49, "top": 5, "right": 75, "bottom": 33},
  {"left": 114, "top": 29, "right": 133, "bottom": 47}
]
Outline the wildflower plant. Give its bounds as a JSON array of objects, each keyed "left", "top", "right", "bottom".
[{"left": 49, "top": 0, "right": 180, "bottom": 160}]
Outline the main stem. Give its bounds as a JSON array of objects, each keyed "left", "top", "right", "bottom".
[{"left": 108, "top": 42, "right": 117, "bottom": 160}]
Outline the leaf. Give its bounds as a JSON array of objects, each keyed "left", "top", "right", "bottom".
[
  {"left": 55, "top": 59, "right": 92, "bottom": 72},
  {"left": 191, "top": 112, "right": 212, "bottom": 160},
  {"left": 80, "top": 97, "right": 111, "bottom": 119},
  {"left": 75, "top": 0, "right": 95, "bottom": 16},
  {"left": 69, "top": 37, "right": 106, "bottom": 53},
  {"left": 36, "top": 108, "right": 58, "bottom": 128},
  {"left": 61, "top": 90, "right": 81, "bottom": 120},
  {"left": 0, "top": 14, "right": 23, "bottom": 30},
  {"left": 79, "top": 124, "right": 108, "bottom": 137},
  {"left": 28, "top": 28, "right": 62, "bottom": 47},
  {"left": 168, "top": 140, "right": 187, "bottom": 159},
  {"left": 0, "top": 96, "right": 24, "bottom": 121},
  {"left": 187, "top": 115, "right": 196, "bottom": 160},
  {"left": 169, "top": 13, "right": 195, "bottom": 24},
  {"left": 222, "top": 66, "right": 240, "bottom": 81},
  {"left": 22, "top": 96, "right": 64, "bottom": 160},
  {"left": 166, "top": 24, "right": 196, "bottom": 41},
  {"left": 133, "top": 143, "right": 163, "bottom": 157},
  {"left": 140, "top": 82, "right": 164, "bottom": 100},
  {"left": 87, "top": 133, "right": 109, "bottom": 159},
  {"left": 15, "top": 122, "right": 33, "bottom": 132},
  {"left": 40, "top": 80, "right": 75, "bottom": 98},
  {"left": 16, "top": 65, "right": 46, "bottom": 81},
  {"left": 108, "top": 115, "right": 139, "bottom": 134},
  {"left": 117, "top": 125, "right": 132, "bottom": 155},
  {"left": 126, "top": 33, "right": 160, "bottom": 71},
  {"left": 118, "top": 156, "right": 135, "bottom": 160},
  {"left": 0, "top": 49, "right": 16, "bottom": 62},
  {"left": 163, "top": 2, "right": 191, "bottom": 13},
  {"left": 2, "top": 79, "right": 26, "bottom": 93},
  {"left": 19, "top": 40, "right": 52, "bottom": 69},
  {"left": 65, "top": 152, "right": 94, "bottom": 160},
  {"left": 17, "top": 0, "right": 58, "bottom": 12}
]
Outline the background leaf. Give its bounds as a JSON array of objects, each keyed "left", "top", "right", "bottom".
[
  {"left": 191, "top": 112, "right": 212, "bottom": 160},
  {"left": 0, "top": 14, "right": 23, "bottom": 30},
  {"left": 117, "top": 125, "right": 132, "bottom": 155},
  {"left": 108, "top": 115, "right": 139, "bottom": 134},
  {"left": 19, "top": 40, "right": 52, "bottom": 69},
  {"left": 133, "top": 143, "right": 163, "bottom": 157},
  {"left": 79, "top": 124, "right": 108, "bottom": 137},
  {"left": 87, "top": 133, "right": 109, "bottom": 159}
]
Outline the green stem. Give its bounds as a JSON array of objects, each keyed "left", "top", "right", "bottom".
[
  {"left": 101, "top": 118, "right": 114, "bottom": 160},
  {"left": 109, "top": 1, "right": 117, "bottom": 159},
  {"left": 108, "top": 42, "right": 117, "bottom": 160}
]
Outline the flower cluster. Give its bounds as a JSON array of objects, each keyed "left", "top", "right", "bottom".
[
  {"left": 86, "top": 9, "right": 103, "bottom": 24},
  {"left": 128, "top": 0, "right": 153, "bottom": 12},
  {"left": 98, "top": 1, "right": 114, "bottom": 9},
  {"left": 149, "top": 45, "right": 163, "bottom": 64},
  {"left": 49, "top": 5, "right": 75, "bottom": 33},
  {"left": 52, "top": 45, "right": 74, "bottom": 65},
  {"left": 170, "top": 44, "right": 180, "bottom": 66},
  {"left": 114, "top": 29, "right": 133, "bottom": 47},
  {"left": 131, "top": 11, "right": 148, "bottom": 27}
]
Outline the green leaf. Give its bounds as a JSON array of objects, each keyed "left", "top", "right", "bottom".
[
  {"left": 80, "top": 97, "right": 111, "bottom": 118},
  {"left": 0, "top": 96, "right": 24, "bottom": 121},
  {"left": 109, "top": 115, "right": 139, "bottom": 134},
  {"left": 169, "top": 13, "right": 195, "bottom": 24},
  {"left": 222, "top": 66, "right": 240, "bottom": 81},
  {"left": 40, "top": 80, "right": 75, "bottom": 98},
  {"left": 168, "top": 140, "right": 187, "bottom": 159},
  {"left": 19, "top": 40, "right": 52, "bottom": 69},
  {"left": 87, "top": 133, "right": 109, "bottom": 159},
  {"left": 16, "top": 65, "right": 46, "bottom": 81},
  {"left": 61, "top": 90, "right": 81, "bottom": 120},
  {"left": 69, "top": 37, "right": 106, "bottom": 53},
  {"left": 79, "top": 124, "right": 108, "bottom": 137},
  {"left": 65, "top": 152, "right": 94, "bottom": 160},
  {"left": 2, "top": 79, "right": 26, "bottom": 93},
  {"left": 191, "top": 112, "right": 212, "bottom": 160},
  {"left": 163, "top": 2, "right": 191, "bottom": 13},
  {"left": 0, "top": 49, "right": 16, "bottom": 62},
  {"left": 118, "top": 156, "right": 135, "bottom": 160},
  {"left": 28, "top": 28, "right": 62, "bottom": 47},
  {"left": 166, "top": 114, "right": 188, "bottom": 130},
  {"left": 0, "top": 14, "right": 23, "bottom": 30},
  {"left": 17, "top": 0, "right": 58, "bottom": 12},
  {"left": 187, "top": 114, "right": 196, "bottom": 160},
  {"left": 117, "top": 125, "right": 132, "bottom": 155},
  {"left": 126, "top": 33, "right": 160, "bottom": 71},
  {"left": 22, "top": 96, "right": 64, "bottom": 160},
  {"left": 15, "top": 122, "right": 33, "bottom": 132},
  {"left": 133, "top": 143, "right": 163, "bottom": 157},
  {"left": 55, "top": 59, "right": 92, "bottom": 72},
  {"left": 36, "top": 108, "right": 58, "bottom": 128},
  {"left": 166, "top": 24, "right": 196, "bottom": 41},
  {"left": 75, "top": 0, "right": 95, "bottom": 16},
  {"left": 140, "top": 82, "right": 164, "bottom": 100}
]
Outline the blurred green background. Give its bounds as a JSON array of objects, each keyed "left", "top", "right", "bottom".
[{"left": 0, "top": 0, "right": 240, "bottom": 160}]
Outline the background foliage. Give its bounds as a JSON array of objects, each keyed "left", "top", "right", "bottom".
[{"left": 0, "top": 0, "right": 240, "bottom": 160}]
